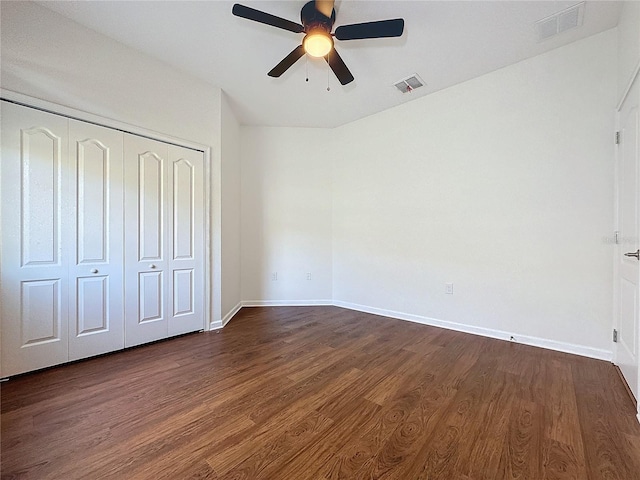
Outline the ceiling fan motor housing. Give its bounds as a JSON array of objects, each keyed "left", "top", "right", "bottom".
[{"left": 301, "top": 1, "right": 335, "bottom": 32}]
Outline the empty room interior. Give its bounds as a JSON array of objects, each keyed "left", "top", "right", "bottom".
[{"left": 2, "top": 0, "right": 640, "bottom": 478}]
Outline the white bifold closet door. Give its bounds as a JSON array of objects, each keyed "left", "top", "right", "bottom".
[
  {"left": 68, "top": 120, "right": 124, "bottom": 361},
  {"left": 1, "top": 101, "right": 206, "bottom": 378},
  {"left": 123, "top": 134, "right": 204, "bottom": 348},
  {"left": 1, "top": 103, "right": 125, "bottom": 375}
]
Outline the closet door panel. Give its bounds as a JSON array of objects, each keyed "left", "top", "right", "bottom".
[
  {"left": 124, "top": 135, "right": 169, "bottom": 347},
  {"left": 76, "top": 276, "right": 108, "bottom": 332},
  {"left": 139, "top": 152, "right": 164, "bottom": 261},
  {"left": 1, "top": 102, "right": 70, "bottom": 377},
  {"left": 68, "top": 120, "right": 124, "bottom": 361},
  {"left": 168, "top": 145, "right": 204, "bottom": 336},
  {"left": 20, "top": 280, "right": 63, "bottom": 345},
  {"left": 139, "top": 270, "right": 164, "bottom": 322}
]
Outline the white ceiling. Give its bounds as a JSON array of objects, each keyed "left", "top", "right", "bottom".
[{"left": 38, "top": 1, "right": 622, "bottom": 128}]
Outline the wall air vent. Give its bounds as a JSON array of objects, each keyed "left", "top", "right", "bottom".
[
  {"left": 535, "top": 2, "right": 585, "bottom": 42},
  {"left": 394, "top": 74, "right": 425, "bottom": 94}
]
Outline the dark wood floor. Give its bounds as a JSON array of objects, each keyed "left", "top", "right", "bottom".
[{"left": 2, "top": 306, "right": 640, "bottom": 480}]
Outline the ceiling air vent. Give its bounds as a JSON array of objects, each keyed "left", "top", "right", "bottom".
[
  {"left": 394, "top": 74, "right": 425, "bottom": 94},
  {"left": 535, "top": 2, "right": 585, "bottom": 42}
]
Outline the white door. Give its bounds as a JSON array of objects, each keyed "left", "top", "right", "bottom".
[
  {"left": 124, "top": 135, "right": 170, "bottom": 347},
  {"left": 1, "top": 102, "right": 71, "bottom": 377},
  {"left": 167, "top": 145, "right": 204, "bottom": 336},
  {"left": 123, "top": 135, "right": 205, "bottom": 347},
  {"left": 616, "top": 77, "right": 640, "bottom": 402},
  {"left": 123, "top": 136, "right": 205, "bottom": 347},
  {"left": 1, "top": 101, "right": 205, "bottom": 376},
  {"left": 68, "top": 120, "right": 124, "bottom": 361}
]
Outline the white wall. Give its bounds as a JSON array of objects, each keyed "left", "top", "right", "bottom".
[
  {"left": 238, "top": 29, "right": 617, "bottom": 358},
  {"left": 240, "top": 127, "right": 333, "bottom": 303},
  {"left": 332, "top": 29, "right": 617, "bottom": 357},
  {"left": 0, "top": 1, "right": 221, "bottom": 147},
  {"left": 617, "top": 1, "right": 640, "bottom": 100},
  {"left": 221, "top": 92, "right": 242, "bottom": 322},
  {"left": 0, "top": 1, "right": 226, "bottom": 323}
]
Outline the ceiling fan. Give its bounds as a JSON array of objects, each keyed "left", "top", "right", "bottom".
[{"left": 232, "top": 0, "right": 405, "bottom": 85}]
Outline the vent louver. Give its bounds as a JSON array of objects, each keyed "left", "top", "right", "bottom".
[
  {"left": 535, "top": 2, "right": 585, "bottom": 42},
  {"left": 394, "top": 74, "right": 425, "bottom": 93}
]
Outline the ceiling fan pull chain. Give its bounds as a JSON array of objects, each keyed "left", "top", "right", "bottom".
[
  {"left": 327, "top": 50, "right": 331, "bottom": 91},
  {"left": 306, "top": 55, "right": 309, "bottom": 82}
]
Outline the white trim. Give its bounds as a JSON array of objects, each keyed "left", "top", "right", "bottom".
[
  {"left": 210, "top": 319, "right": 224, "bottom": 330},
  {"left": 612, "top": 104, "right": 621, "bottom": 366},
  {"left": 211, "top": 300, "right": 334, "bottom": 328},
  {"left": 242, "top": 300, "right": 333, "bottom": 307},
  {"left": 212, "top": 302, "right": 242, "bottom": 330},
  {"left": 617, "top": 59, "right": 640, "bottom": 111},
  {"left": 332, "top": 300, "right": 612, "bottom": 361},
  {"left": 203, "top": 146, "right": 212, "bottom": 331},
  {"left": 0, "top": 90, "right": 214, "bottom": 335}
]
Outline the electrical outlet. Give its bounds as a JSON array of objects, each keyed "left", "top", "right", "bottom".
[
  {"left": 271, "top": 272, "right": 278, "bottom": 281},
  {"left": 445, "top": 283, "right": 454, "bottom": 295},
  {"left": 306, "top": 273, "right": 312, "bottom": 280}
]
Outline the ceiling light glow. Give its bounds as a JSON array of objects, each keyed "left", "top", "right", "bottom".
[{"left": 303, "top": 32, "right": 333, "bottom": 57}]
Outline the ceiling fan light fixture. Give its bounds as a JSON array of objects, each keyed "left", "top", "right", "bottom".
[
  {"left": 303, "top": 31, "right": 333, "bottom": 57},
  {"left": 232, "top": 1, "right": 404, "bottom": 85}
]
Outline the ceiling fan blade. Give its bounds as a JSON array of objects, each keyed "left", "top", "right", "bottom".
[
  {"left": 315, "top": 0, "right": 334, "bottom": 18},
  {"left": 268, "top": 45, "right": 306, "bottom": 77},
  {"left": 232, "top": 4, "right": 304, "bottom": 34},
  {"left": 325, "top": 48, "right": 354, "bottom": 85},
  {"left": 335, "top": 18, "right": 404, "bottom": 40}
]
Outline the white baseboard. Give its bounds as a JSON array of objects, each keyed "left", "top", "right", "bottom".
[
  {"left": 223, "top": 302, "right": 242, "bottom": 327},
  {"left": 209, "top": 299, "right": 613, "bottom": 362},
  {"left": 210, "top": 300, "right": 332, "bottom": 329},
  {"left": 210, "top": 301, "right": 242, "bottom": 330},
  {"left": 332, "top": 300, "right": 613, "bottom": 362},
  {"left": 241, "top": 299, "right": 333, "bottom": 307}
]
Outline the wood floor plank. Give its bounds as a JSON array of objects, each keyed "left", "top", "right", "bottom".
[
  {"left": 356, "top": 342, "right": 488, "bottom": 479},
  {"left": 222, "top": 410, "right": 334, "bottom": 479},
  {"left": 207, "top": 367, "right": 363, "bottom": 475},
  {"left": 318, "top": 375, "right": 431, "bottom": 479},
  {"left": 542, "top": 359, "right": 588, "bottom": 479},
  {"left": 463, "top": 370, "right": 520, "bottom": 480},
  {"left": 572, "top": 359, "right": 640, "bottom": 480},
  {"left": 270, "top": 397, "right": 383, "bottom": 480},
  {"left": 2, "top": 306, "right": 640, "bottom": 480},
  {"left": 392, "top": 349, "right": 502, "bottom": 479},
  {"left": 542, "top": 438, "right": 587, "bottom": 480},
  {"left": 498, "top": 397, "right": 544, "bottom": 479}
]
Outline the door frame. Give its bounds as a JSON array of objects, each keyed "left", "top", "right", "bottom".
[
  {"left": 613, "top": 60, "right": 640, "bottom": 424},
  {"left": 0, "top": 89, "right": 214, "bottom": 334}
]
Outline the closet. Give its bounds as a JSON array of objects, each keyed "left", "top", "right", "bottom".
[{"left": 0, "top": 101, "right": 205, "bottom": 377}]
